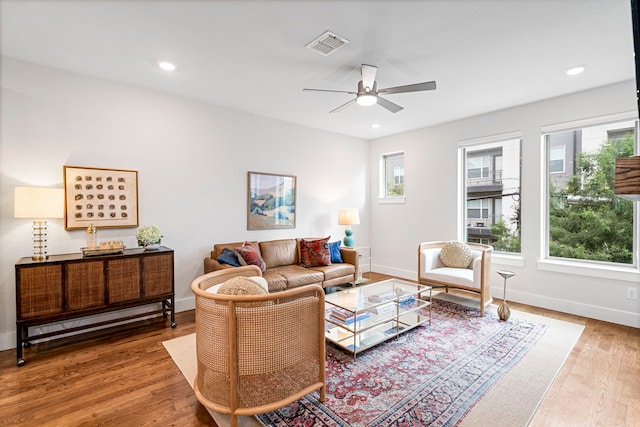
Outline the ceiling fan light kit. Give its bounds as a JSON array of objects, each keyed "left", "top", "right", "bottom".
[
  {"left": 304, "top": 64, "right": 436, "bottom": 113},
  {"left": 356, "top": 94, "right": 377, "bottom": 106}
]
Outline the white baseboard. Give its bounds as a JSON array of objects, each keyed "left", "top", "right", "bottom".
[
  {"left": 0, "top": 296, "right": 196, "bottom": 353},
  {"left": 498, "top": 289, "right": 640, "bottom": 329},
  {"left": 374, "top": 263, "right": 639, "bottom": 329}
]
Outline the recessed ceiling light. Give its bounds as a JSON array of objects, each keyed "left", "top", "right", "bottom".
[
  {"left": 371, "top": 123, "right": 381, "bottom": 129},
  {"left": 158, "top": 61, "right": 176, "bottom": 71},
  {"left": 566, "top": 66, "right": 585, "bottom": 76}
]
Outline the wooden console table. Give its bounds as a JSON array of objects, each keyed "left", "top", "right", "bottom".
[{"left": 15, "top": 246, "right": 175, "bottom": 366}]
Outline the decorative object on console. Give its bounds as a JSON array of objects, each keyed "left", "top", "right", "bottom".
[
  {"left": 14, "top": 186, "right": 65, "bottom": 261},
  {"left": 497, "top": 270, "right": 515, "bottom": 321},
  {"left": 63, "top": 165, "right": 139, "bottom": 230},
  {"left": 338, "top": 208, "right": 360, "bottom": 247},
  {"left": 136, "top": 225, "right": 163, "bottom": 250},
  {"left": 86, "top": 224, "right": 97, "bottom": 249},
  {"left": 82, "top": 240, "right": 125, "bottom": 257},
  {"left": 247, "top": 171, "right": 296, "bottom": 230},
  {"left": 614, "top": 155, "right": 640, "bottom": 201}
]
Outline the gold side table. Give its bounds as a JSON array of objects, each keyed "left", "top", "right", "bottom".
[{"left": 497, "top": 270, "right": 515, "bottom": 321}]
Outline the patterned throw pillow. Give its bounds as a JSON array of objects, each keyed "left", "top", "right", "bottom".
[
  {"left": 235, "top": 243, "right": 267, "bottom": 272},
  {"left": 439, "top": 241, "right": 473, "bottom": 268},
  {"left": 300, "top": 237, "right": 332, "bottom": 267},
  {"left": 328, "top": 241, "right": 343, "bottom": 263},
  {"left": 217, "top": 277, "right": 268, "bottom": 295}
]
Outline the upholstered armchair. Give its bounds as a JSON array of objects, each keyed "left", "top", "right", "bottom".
[
  {"left": 191, "top": 265, "right": 326, "bottom": 427},
  {"left": 417, "top": 241, "right": 492, "bottom": 316}
]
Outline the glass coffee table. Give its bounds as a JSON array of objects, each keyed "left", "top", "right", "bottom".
[{"left": 325, "top": 278, "right": 431, "bottom": 358}]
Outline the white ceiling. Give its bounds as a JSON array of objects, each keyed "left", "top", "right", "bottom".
[{"left": 0, "top": 0, "right": 636, "bottom": 139}]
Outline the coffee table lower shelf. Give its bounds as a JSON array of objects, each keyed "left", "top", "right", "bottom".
[
  {"left": 326, "top": 311, "right": 430, "bottom": 355},
  {"left": 324, "top": 278, "right": 432, "bottom": 359}
]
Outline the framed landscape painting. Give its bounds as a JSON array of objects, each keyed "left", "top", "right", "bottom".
[
  {"left": 247, "top": 171, "right": 296, "bottom": 230},
  {"left": 63, "top": 165, "right": 139, "bottom": 230}
]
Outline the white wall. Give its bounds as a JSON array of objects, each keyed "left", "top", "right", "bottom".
[
  {"left": 370, "top": 80, "right": 640, "bottom": 328},
  {"left": 0, "top": 57, "right": 370, "bottom": 351}
]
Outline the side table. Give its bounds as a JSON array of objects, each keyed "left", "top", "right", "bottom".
[
  {"left": 353, "top": 246, "right": 371, "bottom": 284},
  {"left": 497, "top": 270, "right": 515, "bottom": 321}
]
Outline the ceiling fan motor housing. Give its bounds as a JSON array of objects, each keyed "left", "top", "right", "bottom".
[{"left": 358, "top": 80, "right": 377, "bottom": 95}]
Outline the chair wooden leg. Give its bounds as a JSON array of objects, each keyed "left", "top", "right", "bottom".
[{"left": 231, "top": 414, "right": 237, "bottom": 427}]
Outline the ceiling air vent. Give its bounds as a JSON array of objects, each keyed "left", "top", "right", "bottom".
[{"left": 305, "top": 30, "right": 350, "bottom": 56}]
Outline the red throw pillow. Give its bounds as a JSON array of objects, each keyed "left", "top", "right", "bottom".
[
  {"left": 300, "top": 237, "right": 331, "bottom": 267},
  {"left": 235, "top": 243, "right": 267, "bottom": 272}
]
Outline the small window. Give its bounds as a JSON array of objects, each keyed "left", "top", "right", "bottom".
[{"left": 381, "top": 152, "right": 404, "bottom": 198}]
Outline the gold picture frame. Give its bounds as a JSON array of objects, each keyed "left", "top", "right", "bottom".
[
  {"left": 63, "top": 165, "right": 139, "bottom": 230},
  {"left": 247, "top": 171, "right": 296, "bottom": 230}
]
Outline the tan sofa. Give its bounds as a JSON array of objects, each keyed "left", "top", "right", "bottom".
[{"left": 204, "top": 238, "right": 357, "bottom": 292}]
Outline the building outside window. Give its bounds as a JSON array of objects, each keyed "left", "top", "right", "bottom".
[
  {"left": 544, "top": 119, "right": 637, "bottom": 266},
  {"left": 381, "top": 152, "right": 404, "bottom": 198},
  {"left": 460, "top": 136, "right": 521, "bottom": 253}
]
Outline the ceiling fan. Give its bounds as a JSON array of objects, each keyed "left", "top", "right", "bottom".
[{"left": 303, "top": 64, "right": 436, "bottom": 113}]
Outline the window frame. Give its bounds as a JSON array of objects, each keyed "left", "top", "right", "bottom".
[
  {"left": 540, "top": 111, "right": 639, "bottom": 274},
  {"left": 458, "top": 131, "right": 522, "bottom": 255},
  {"left": 378, "top": 151, "right": 406, "bottom": 204}
]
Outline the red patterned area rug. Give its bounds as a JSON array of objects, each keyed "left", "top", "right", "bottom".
[{"left": 256, "top": 298, "right": 546, "bottom": 427}]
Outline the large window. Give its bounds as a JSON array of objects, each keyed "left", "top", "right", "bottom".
[
  {"left": 460, "top": 135, "right": 521, "bottom": 253},
  {"left": 381, "top": 152, "right": 404, "bottom": 198},
  {"left": 544, "top": 118, "right": 637, "bottom": 266}
]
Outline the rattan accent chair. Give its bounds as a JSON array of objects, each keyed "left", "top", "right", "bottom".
[
  {"left": 190, "top": 265, "right": 326, "bottom": 427},
  {"left": 418, "top": 241, "right": 492, "bottom": 316}
]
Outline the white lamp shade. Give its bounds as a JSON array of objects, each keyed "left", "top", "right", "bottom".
[
  {"left": 14, "top": 187, "right": 65, "bottom": 219},
  {"left": 338, "top": 208, "right": 360, "bottom": 225}
]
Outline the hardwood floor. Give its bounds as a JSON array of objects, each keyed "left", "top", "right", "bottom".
[{"left": 0, "top": 272, "right": 638, "bottom": 426}]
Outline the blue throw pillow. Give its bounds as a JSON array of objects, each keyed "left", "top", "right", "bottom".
[
  {"left": 329, "top": 241, "right": 343, "bottom": 263},
  {"left": 217, "top": 247, "right": 242, "bottom": 267}
]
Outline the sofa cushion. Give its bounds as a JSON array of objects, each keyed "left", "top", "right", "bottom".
[
  {"left": 328, "top": 241, "right": 343, "bottom": 263},
  {"left": 259, "top": 239, "right": 298, "bottom": 268},
  {"left": 270, "top": 265, "right": 323, "bottom": 288},
  {"left": 300, "top": 237, "right": 331, "bottom": 267},
  {"left": 439, "top": 241, "right": 473, "bottom": 268},
  {"left": 261, "top": 270, "right": 287, "bottom": 292},
  {"left": 423, "top": 267, "right": 476, "bottom": 289},
  {"left": 217, "top": 247, "right": 242, "bottom": 267},
  {"left": 235, "top": 243, "right": 267, "bottom": 272},
  {"left": 308, "top": 263, "right": 355, "bottom": 281}
]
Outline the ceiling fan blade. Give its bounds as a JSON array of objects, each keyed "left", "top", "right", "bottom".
[
  {"left": 378, "top": 81, "right": 437, "bottom": 94},
  {"left": 376, "top": 96, "right": 403, "bottom": 113},
  {"left": 329, "top": 98, "right": 357, "bottom": 113},
  {"left": 361, "top": 64, "right": 377, "bottom": 90},
  {"left": 303, "top": 88, "right": 357, "bottom": 94}
]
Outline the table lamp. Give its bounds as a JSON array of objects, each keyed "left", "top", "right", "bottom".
[
  {"left": 338, "top": 208, "right": 360, "bottom": 247},
  {"left": 14, "top": 187, "right": 65, "bottom": 260}
]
